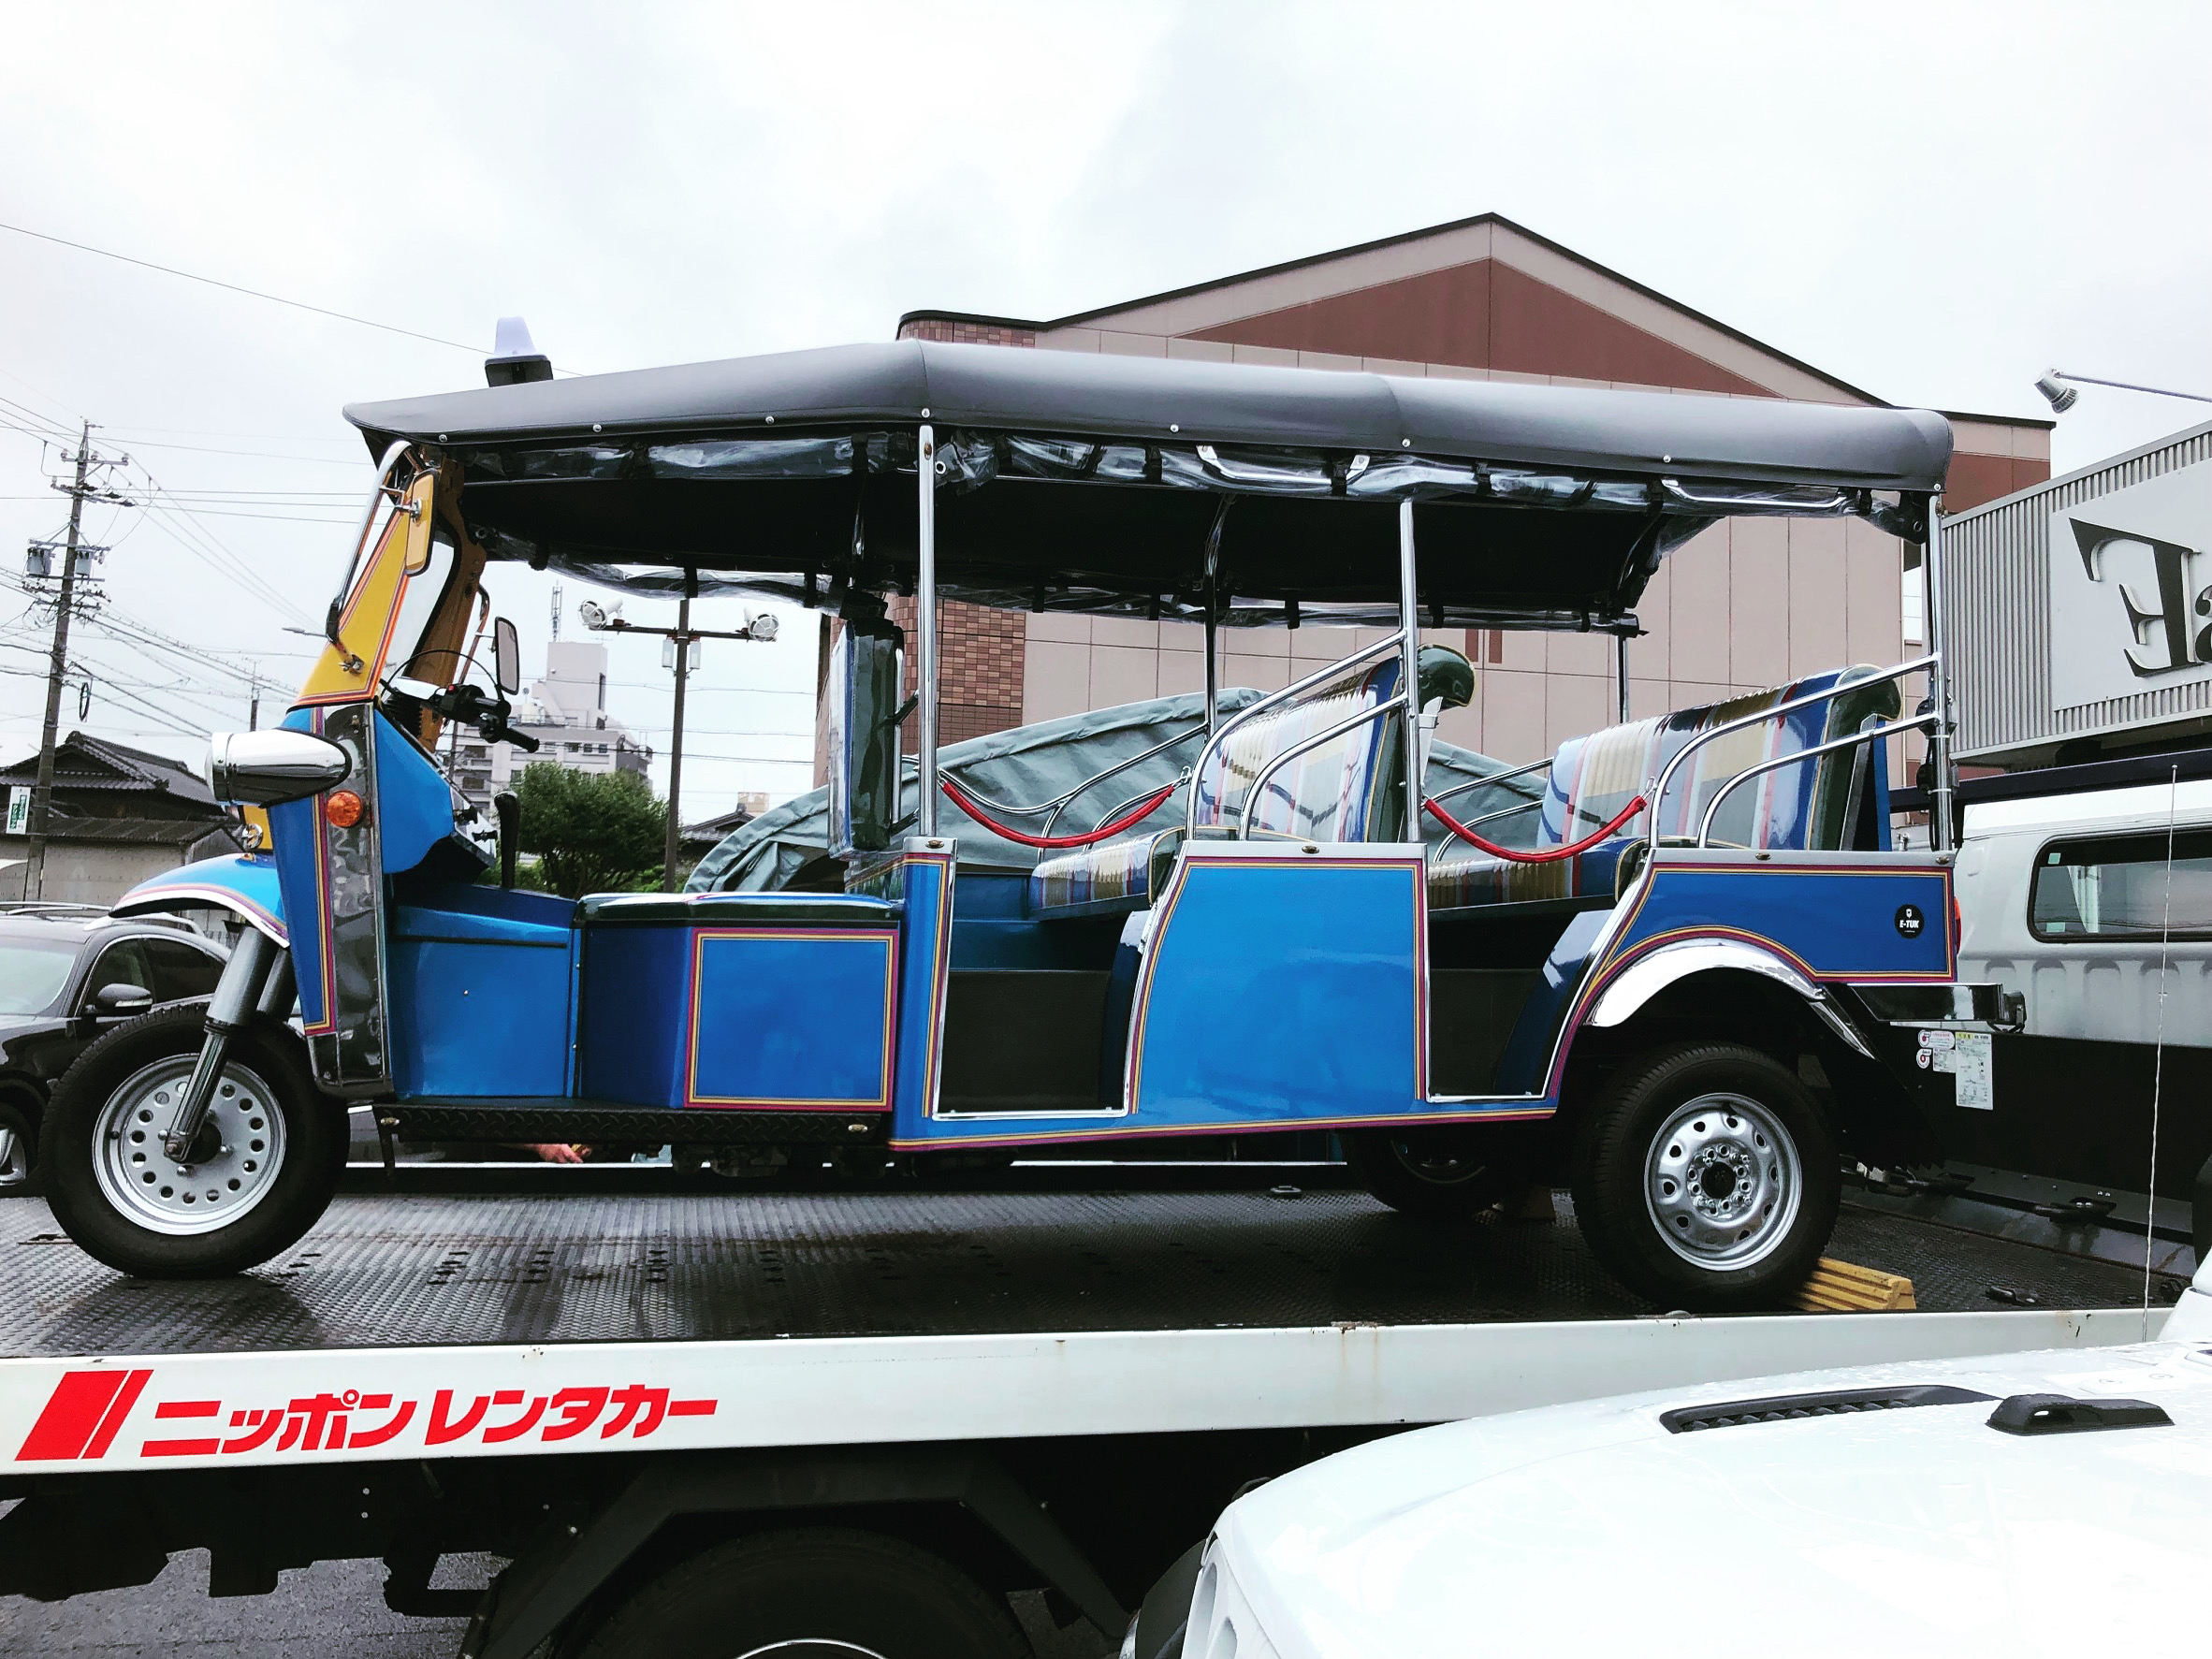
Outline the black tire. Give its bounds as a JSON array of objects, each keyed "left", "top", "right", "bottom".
[
  {"left": 1569, "top": 1041, "right": 1839, "bottom": 1312},
  {"left": 573, "top": 1528, "right": 1027, "bottom": 1659},
  {"left": 0, "top": 1098, "right": 38, "bottom": 1198},
  {"left": 40, "top": 1003, "right": 345, "bottom": 1278},
  {"left": 1345, "top": 1123, "right": 1542, "bottom": 1219}
]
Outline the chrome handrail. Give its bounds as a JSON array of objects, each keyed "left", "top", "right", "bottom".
[
  {"left": 1695, "top": 713, "right": 1936, "bottom": 847},
  {"left": 1042, "top": 724, "right": 1206, "bottom": 837},
  {"left": 1428, "top": 754, "right": 1552, "bottom": 808},
  {"left": 1646, "top": 654, "right": 1937, "bottom": 852},
  {"left": 1236, "top": 693, "right": 1409, "bottom": 839},
  {"left": 1187, "top": 631, "right": 1407, "bottom": 836},
  {"left": 939, "top": 720, "right": 1206, "bottom": 829}
]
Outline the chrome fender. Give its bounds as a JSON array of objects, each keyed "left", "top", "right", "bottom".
[
  {"left": 1586, "top": 938, "right": 1872, "bottom": 1058},
  {"left": 111, "top": 853, "right": 288, "bottom": 946}
]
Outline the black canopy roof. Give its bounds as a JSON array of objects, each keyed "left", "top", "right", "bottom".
[{"left": 345, "top": 341, "right": 1951, "bottom": 631}]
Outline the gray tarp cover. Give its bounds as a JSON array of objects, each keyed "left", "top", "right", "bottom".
[
  {"left": 350, "top": 341, "right": 1951, "bottom": 492},
  {"left": 687, "top": 688, "right": 1535, "bottom": 893},
  {"left": 346, "top": 342, "right": 1951, "bottom": 632}
]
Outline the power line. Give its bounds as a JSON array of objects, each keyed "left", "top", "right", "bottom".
[
  {"left": 0, "top": 219, "right": 486, "bottom": 357},
  {"left": 97, "top": 437, "right": 370, "bottom": 467}
]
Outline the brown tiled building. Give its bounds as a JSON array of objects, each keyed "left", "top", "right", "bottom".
[{"left": 829, "top": 212, "right": 2049, "bottom": 775}]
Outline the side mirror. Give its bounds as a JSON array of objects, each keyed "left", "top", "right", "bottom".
[
  {"left": 492, "top": 618, "right": 522, "bottom": 696},
  {"left": 94, "top": 982, "right": 153, "bottom": 1015},
  {"left": 206, "top": 728, "right": 352, "bottom": 807}
]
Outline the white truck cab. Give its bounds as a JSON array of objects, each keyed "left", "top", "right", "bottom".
[{"left": 1139, "top": 1257, "right": 2212, "bottom": 1659}]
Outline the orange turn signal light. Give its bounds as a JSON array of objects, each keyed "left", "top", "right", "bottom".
[{"left": 325, "top": 789, "right": 367, "bottom": 829}]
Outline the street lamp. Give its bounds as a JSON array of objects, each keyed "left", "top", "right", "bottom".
[
  {"left": 578, "top": 594, "right": 779, "bottom": 890},
  {"left": 2035, "top": 368, "right": 2212, "bottom": 415}
]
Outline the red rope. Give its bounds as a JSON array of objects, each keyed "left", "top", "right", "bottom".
[
  {"left": 1425, "top": 793, "right": 1648, "bottom": 864},
  {"left": 939, "top": 777, "right": 1178, "bottom": 850}
]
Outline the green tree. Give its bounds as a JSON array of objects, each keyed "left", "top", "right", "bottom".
[{"left": 514, "top": 764, "right": 668, "bottom": 896}]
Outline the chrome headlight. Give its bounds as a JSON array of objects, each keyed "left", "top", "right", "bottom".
[{"left": 205, "top": 728, "right": 351, "bottom": 807}]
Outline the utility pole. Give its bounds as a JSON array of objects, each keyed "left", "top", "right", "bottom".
[
  {"left": 23, "top": 422, "right": 124, "bottom": 901},
  {"left": 663, "top": 592, "right": 691, "bottom": 891},
  {"left": 575, "top": 583, "right": 778, "bottom": 893}
]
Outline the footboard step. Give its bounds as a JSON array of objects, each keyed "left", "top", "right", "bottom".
[{"left": 1793, "top": 1258, "right": 1917, "bottom": 1313}]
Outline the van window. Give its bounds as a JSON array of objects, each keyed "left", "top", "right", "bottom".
[{"left": 2030, "top": 829, "right": 2212, "bottom": 939}]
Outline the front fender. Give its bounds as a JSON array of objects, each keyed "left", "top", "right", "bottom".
[
  {"left": 1587, "top": 938, "right": 1871, "bottom": 1058},
  {"left": 112, "top": 853, "right": 287, "bottom": 945}
]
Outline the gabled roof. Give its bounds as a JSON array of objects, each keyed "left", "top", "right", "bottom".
[
  {"left": 0, "top": 731, "right": 216, "bottom": 807},
  {"left": 900, "top": 211, "right": 2052, "bottom": 431}
]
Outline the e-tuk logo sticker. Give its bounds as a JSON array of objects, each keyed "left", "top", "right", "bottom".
[
  {"left": 1894, "top": 904, "right": 1925, "bottom": 939},
  {"left": 16, "top": 1370, "right": 717, "bottom": 1463}
]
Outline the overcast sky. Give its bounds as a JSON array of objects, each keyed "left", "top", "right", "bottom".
[{"left": 4, "top": 1, "right": 2208, "bottom": 816}]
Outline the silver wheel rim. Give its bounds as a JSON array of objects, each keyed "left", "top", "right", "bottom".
[
  {"left": 92, "top": 1056, "right": 287, "bottom": 1236},
  {"left": 0, "top": 1123, "right": 28, "bottom": 1190},
  {"left": 1644, "top": 1091, "right": 1801, "bottom": 1270}
]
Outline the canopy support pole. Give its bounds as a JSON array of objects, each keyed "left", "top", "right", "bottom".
[
  {"left": 1201, "top": 499, "right": 1228, "bottom": 735},
  {"left": 917, "top": 424, "right": 939, "bottom": 837},
  {"left": 1203, "top": 609, "right": 1218, "bottom": 736},
  {"left": 1923, "top": 491, "right": 1954, "bottom": 853},
  {"left": 1616, "top": 633, "right": 1632, "bottom": 724},
  {"left": 1398, "top": 499, "right": 1423, "bottom": 840}
]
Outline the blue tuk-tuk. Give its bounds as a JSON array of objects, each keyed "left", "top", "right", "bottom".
[{"left": 50, "top": 342, "right": 2001, "bottom": 1310}]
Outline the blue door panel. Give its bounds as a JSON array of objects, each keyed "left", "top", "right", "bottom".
[
  {"left": 390, "top": 936, "right": 571, "bottom": 1099},
  {"left": 1130, "top": 856, "right": 1422, "bottom": 1128},
  {"left": 690, "top": 930, "right": 897, "bottom": 1109},
  {"left": 579, "top": 926, "right": 693, "bottom": 1107}
]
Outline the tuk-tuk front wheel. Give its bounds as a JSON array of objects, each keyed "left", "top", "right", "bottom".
[
  {"left": 41, "top": 1003, "right": 344, "bottom": 1278},
  {"left": 1569, "top": 1041, "right": 1838, "bottom": 1313}
]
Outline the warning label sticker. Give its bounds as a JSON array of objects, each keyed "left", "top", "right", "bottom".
[{"left": 1917, "top": 1027, "right": 1993, "bottom": 1111}]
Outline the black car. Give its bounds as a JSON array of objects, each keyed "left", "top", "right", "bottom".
[{"left": 0, "top": 905, "right": 228, "bottom": 1193}]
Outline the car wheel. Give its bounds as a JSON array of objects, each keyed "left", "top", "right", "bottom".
[
  {"left": 1345, "top": 1123, "right": 1543, "bottom": 1219},
  {"left": 0, "top": 1099, "right": 38, "bottom": 1198},
  {"left": 1570, "top": 1041, "right": 1838, "bottom": 1312},
  {"left": 40, "top": 1003, "right": 344, "bottom": 1278},
  {"left": 571, "top": 1529, "right": 1027, "bottom": 1659}
]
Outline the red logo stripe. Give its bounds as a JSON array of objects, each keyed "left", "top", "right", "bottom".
[
  {"left": 16, "top": 1368, "right": 152, "bottom": 1462},
  {"left": 82, "top": 1370, "right": 153, "bottom": 1458}
]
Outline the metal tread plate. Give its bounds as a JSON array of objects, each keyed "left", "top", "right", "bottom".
[{"left": 0, "top": 1190, "right": 2168, "bottom": 1360}]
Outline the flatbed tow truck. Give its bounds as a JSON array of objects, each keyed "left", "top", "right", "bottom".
[
  {"left": 0, "top": 1168, "right": 2181, "bottom": 1657},
  {"left": 5, "top": 342, "right": 2191, "bottom": 1655}
]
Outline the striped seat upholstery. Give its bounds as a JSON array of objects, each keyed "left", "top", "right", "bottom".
[
  {"left": 1027, "top": 828, "right": 1185, "bottom": 919},
  {"left": 1427, "top": 667, "right": 1899, "bottom": 911}
]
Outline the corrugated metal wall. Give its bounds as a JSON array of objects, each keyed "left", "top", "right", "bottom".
[{"left": 1945, "top": 419, "right": 2212, "bottom": 760}]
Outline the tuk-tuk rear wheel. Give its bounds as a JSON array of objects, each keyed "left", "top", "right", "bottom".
[
  {"left": 1569, "top": 1041, "right": 1838, "bottom": 1313},
  {"left": 40, "top": 1003, "right": 345, "bottom": 1279}
]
